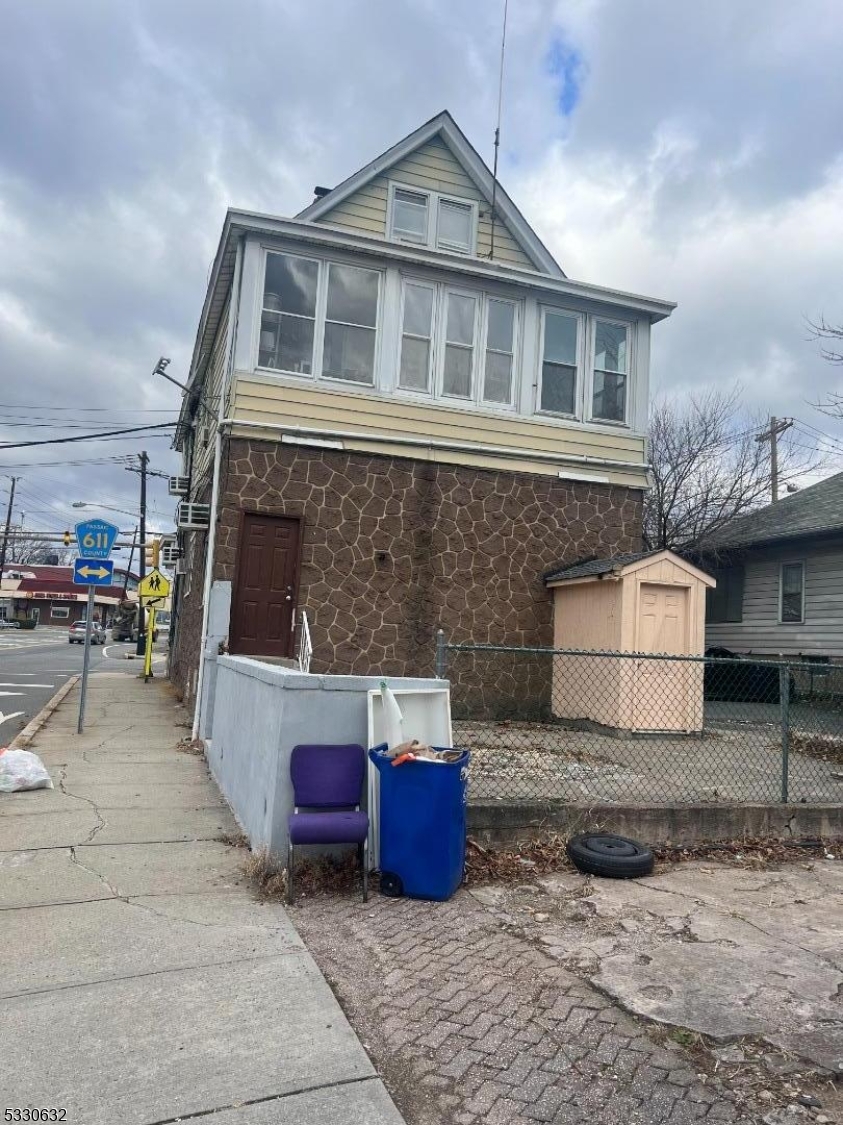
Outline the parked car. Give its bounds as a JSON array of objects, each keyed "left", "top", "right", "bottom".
[
  {"left": 704, "top": 646, "right": 793, "bottom": 703},
  {"left": 69, "top": 621, "right": 106, "bottom": 645},
  {"left": 0, "top": 619, "right": 21, "bottom": 629}
]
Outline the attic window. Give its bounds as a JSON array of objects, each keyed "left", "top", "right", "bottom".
[
  {"left": 392, "top": 189, "right": 428, "bottom": 245},
  {"left": 388, "top": 182, "right": 477, "bottom": 255}
]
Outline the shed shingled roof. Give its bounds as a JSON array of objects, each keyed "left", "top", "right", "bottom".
[
  {"left": 543, "top": 551, "right": 659, "bottom": 584},
  {"left": 703, "top": 471, "right": 843, "bottom": 550}
]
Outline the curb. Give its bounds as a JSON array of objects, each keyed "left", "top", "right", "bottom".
[{"left": 10, "top": 674, "right": 81, "bottom": 750}]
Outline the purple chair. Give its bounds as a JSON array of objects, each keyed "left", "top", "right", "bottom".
[{"left": 287, "top": 743, "right": 369, "bottom": 904}]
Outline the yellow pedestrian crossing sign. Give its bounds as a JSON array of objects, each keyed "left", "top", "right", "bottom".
[{"left": 138, "top": 569, "right": 170, "bottom": 599}]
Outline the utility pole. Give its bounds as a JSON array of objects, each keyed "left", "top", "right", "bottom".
[
  {"left": 123, "top": 525, "right": 138, "bottom": 599},
  {"left": 0, "top": 476, "right": 18, "bottom": 577},
  {"left": 135, "top": 452, "right": 148, "bottom": 655},
  {"left": 756, "top": 416, "right": 793, "bottom": 502}
]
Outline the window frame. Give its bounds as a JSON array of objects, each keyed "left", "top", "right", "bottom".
[
  {"left": 437, "top": 286, "right": 480, "bottom": 402},
  {"left": 255, "top": 248, "right": 383, "bottom": 388},
  {"left": 397, "top": 278, "right": 438, "bottom": 395},
  {"left": 394, "top": 276, "right": 520, "bottom": 411},
  {"left": 536, "top": 306, "right": 584, "bottom": 420},
  {"left": 779, "top": 561, "right": 806, "bottom": 625},
  {"left": 50, "top": 604, "right": 70, "bottom": 620},
  {"left": 387, "top": 181, "right": 479, "bottom": 256},
  {"left": 589, "top": 317, "right": 632, "bottom": 426},
  {"left": 705, "top": 565, "right": 745, "bottom": 624}
]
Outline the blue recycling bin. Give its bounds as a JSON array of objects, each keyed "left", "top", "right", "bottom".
[{"left": 369, "top": 743, "right": 470, "bottom": 901}]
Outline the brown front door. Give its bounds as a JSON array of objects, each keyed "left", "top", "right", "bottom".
[{"left": 230, "top": 514, "right": 300, "bottom": 658}]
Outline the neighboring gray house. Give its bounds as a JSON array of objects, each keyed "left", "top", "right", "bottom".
[{"left": 702, "top": 472, "right": 843, "bottom": 659}]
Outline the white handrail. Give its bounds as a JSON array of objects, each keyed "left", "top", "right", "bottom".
[{"left": 297, "top": 610, "right": 313, "bottom": 674}]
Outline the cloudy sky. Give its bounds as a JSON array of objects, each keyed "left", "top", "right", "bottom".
[{"left": 2, "top": 0, "right": 843, "bottom": 544}]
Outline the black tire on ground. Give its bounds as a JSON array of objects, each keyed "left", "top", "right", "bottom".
[
  {"left": 379, "top": 871, "right": 404, "bottom": 898},
  {"left": 566, "top": 833, "right": 654, "bottom": 879}
]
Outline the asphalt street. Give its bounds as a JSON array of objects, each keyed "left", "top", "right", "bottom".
[{"left": 0, "top": 627, "right": 168, "bottom": 743}]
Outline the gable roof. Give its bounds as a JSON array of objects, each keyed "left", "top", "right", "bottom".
[
  {"left": 296, "top": 110, "right": 565, "bottom": 278},
  {"left": 704, "top": 471, "right": 843, "bottom": 551},
  {"left": 544, "top": 549, "right": 715, "bottom": 587}
]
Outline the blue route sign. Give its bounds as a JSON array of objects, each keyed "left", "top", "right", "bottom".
[
  {"left": 74, "top": 519, "right": 119, "bottom": 560},
  {"left": 73, "top": 558, "right": 115, "bottom": 586}
]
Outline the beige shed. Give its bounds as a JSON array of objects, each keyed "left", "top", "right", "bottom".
[{"left": 544, "top": 550, "right": 716, "bottom": 733}]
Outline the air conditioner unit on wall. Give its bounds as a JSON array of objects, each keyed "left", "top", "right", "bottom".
[
  {"left": 176, "top": 502, "right": 211, "bottom": 531},
  {"left": 168, "top": 476, "right": 190, "bottom": 497}
]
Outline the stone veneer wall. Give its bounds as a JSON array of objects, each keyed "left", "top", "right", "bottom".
[
  {"left": 170, "top": 482, "right": 211, "bottom": 704},
  {"left": 210, "top": 438, "right": 643, "bottom": 686}
]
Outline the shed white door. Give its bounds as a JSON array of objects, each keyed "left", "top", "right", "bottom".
[{"left": 634, "top": 584, "right": 701, "bottom": 731}]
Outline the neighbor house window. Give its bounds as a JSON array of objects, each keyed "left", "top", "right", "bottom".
[
  {"left": 322, "top": 263, "right": 379, "bottom": 384},
  {"left": 540, "top": 310, "right": 579, "bottom": 415},
  {"left": 780, "top": 562, "right": 805, "bottom": 623},
  {"left": 441, "top": 292, "right": 477, "bottom": 398},
  {"left": 592, "top": 320, "right": 629, "bottom": 422},
  {"left": 388, "top": 183, "right": 477, "bottom": 254},
  {"left": 258, "top": 252, "right": 319, "bottom": 374},
  {"left": 399, "top": 281, "right": 435, "bottom": 391},
  {"left": 706, "top": 566, "right": 745, "bottom": 624},
  {"left": 51, "top": 605, "right": 70, "bottom": 619},
  {"left": 258, "top": 252, "right": 381, "bottom": 384}
]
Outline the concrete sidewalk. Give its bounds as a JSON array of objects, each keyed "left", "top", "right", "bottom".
[{"left": 0, "top": 672, "right": 404, "bottom": 1125}]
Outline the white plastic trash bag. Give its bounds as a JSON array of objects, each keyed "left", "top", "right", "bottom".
[
  {"left": 0, "top": 748, "right": 54, "bottom": 792},
  {"left": 379, "top": 681, "right": 404, "bottom": 749}
]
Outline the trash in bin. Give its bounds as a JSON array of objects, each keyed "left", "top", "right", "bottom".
[{"left": 369, "top": 742, "right": 469, "bottom": 901}]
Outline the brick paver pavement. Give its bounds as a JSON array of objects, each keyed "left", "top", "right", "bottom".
[{"left": 293, "top": 889, "right": 762, "bottom": 1125}]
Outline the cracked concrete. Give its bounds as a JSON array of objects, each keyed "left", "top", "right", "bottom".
[
  {"left": 0, "top": 673, "right": 404, "bottom": 1125},
  {"left": 469, "top": 860, "right": 843, "bottom": 1077}
]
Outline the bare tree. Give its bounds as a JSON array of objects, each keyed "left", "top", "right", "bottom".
[
  {"left": 2, "top": 535, "right": 73, "bottom": 566},
  {"left": 644, "top": 389, "right": 821, "bottom": 552},
  {"left": 808, "top": 316, "right": 843, "bottom": 418}
]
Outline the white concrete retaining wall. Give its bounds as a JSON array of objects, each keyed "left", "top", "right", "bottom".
[{"left": 206, "top": 655, "right": 447, "bottom": 854}]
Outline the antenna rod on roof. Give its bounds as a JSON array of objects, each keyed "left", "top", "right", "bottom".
[{"left": 489, "top": 0, "right": 508, "bottom": 263}]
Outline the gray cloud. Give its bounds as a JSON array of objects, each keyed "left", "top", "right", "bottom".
[{"left": 1, "top": 0, "right": 842, "bottom": 532}]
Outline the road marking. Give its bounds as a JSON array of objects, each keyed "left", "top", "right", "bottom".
[
  {"left": 0, "top": 691, "right": 25, "bottom": 697},
  {"left": 0, "top": 682, "right": 54, "bottom": 688},
  {"left": 0, "top": 711, "right": 24, "bottom": 727}
]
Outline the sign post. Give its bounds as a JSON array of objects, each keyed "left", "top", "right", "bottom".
[
  {"left": 76, "top": 586, "right": 95, "bottom": 734},
  {"left": 137, "top": 569, "right": 171, "bottom": 686},
  {"left": 73, "top": 518, "right": 119, "bottom": 734}
]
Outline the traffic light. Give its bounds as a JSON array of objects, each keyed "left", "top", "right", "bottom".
[
  {"left": 63, "top": 530, "right": 71, "bottom": 547},
  {"left": 144, "top": 538, "right": 160, "bottom": 569}
]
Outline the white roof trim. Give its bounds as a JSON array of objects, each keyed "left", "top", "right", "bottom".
[
  {"left": 229, "top": 210, "right": 676, "bottom": 320},
  {"left": 296, "top": 111, "right": 565, "bottom": 278}
]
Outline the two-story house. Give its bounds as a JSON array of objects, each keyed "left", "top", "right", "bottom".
[{"left": 169, "top": 111, "right": 675, "bottom": 705}]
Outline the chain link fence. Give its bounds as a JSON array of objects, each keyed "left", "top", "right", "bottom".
[{"left": 435, "top": 636, "right": 843, "bottom": 805}]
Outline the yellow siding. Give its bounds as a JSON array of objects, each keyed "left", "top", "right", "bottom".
[
  {"left": 316, "top": 136, "right": 538, "bottom": 272},
  {"left": 193, "top": 293, "right": 229, "bottom": 485},
  {"left": 230, "top": 374, "right": 647, "bottom": 487}
]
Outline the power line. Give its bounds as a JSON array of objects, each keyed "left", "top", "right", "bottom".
[{"left": 0, "top": 423, "right": 177, "bottom": 450}]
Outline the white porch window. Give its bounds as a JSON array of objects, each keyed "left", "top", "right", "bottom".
[
  {"left": 322, "top": 263, "right": 379, "bottom": 384},
  {"left": 539, "top": 310, "right": 579, "bottom": 416},
  {"left": 258, "top": 253, "right": 319, "bottom": 374},
  {"left": 483, "top": 299, "right": 516, "bottom": 405},
  {"left": 398, "top": 281, "right": 435, "bottom": 392},
  {"left": 441, "top": 291, "right": 477, "bottom": 399},
  {"left": 592, "top": 320, "right": 629, "bottom": 422}
]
